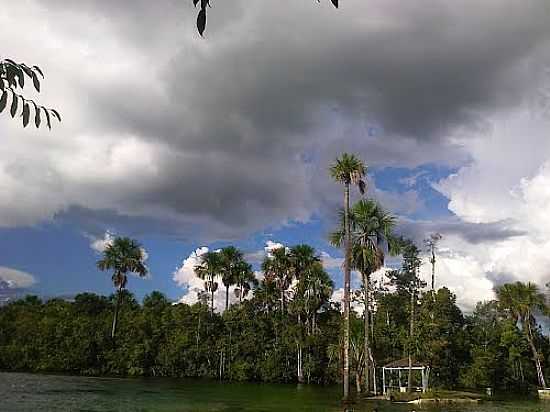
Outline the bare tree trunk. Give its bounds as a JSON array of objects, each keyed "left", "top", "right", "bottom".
[
  {"left": 111, "top": 285, "right": 123, "bottom": 339},
  {"left": 526, "top": 318, "right": 547, "bottom": 388},
  {"left": 298, "top": 314, "right": 304, "bottom": 383},
  {"left": 431, "top": 246, "right": 436, "bottom": 292},
  {"left": 356, "top": 369, "right": 362, "bottom": 393},
  {"left": 363, "top": 271, "right": 372, "bottom": 394},
  {"left": 408, "top": 290, "right": 415, "bottom": 393},
  {"left": 211, "top": 288, "right": 215, "bottom": 315},
  {"left": 225, "top": 285, "right": 229, "bottom": 311},
  {"left": 297, "top": 343, "right": 304, "bottom": 383},
  {"left": 343, "top": 183, "right": 351, "bottom": 401}
]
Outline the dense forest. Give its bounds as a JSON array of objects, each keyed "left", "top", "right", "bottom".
[{"left": 1, "top": 243, "right": 548, "bottom": 393}]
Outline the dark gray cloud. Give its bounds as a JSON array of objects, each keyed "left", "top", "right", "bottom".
[
  {"left": 397, "top": 218, "right": 526, "bottom": 246},
  {"left": 1, "top": 0, "right": 550, "bottom": 238}
]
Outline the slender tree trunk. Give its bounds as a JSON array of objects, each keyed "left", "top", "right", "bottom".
[
  {"left": 225, "top": 285, "right": 229, "bottom": 311},
  {"left": 211, "top": 288, "right": 215, "bottom": 315},
  {"left": 297, "top": 344, "right": 304, "bottom": 383},
  {"left": 363, "top": 271, "right": 371, "bottom": 394},
  {"left": 431, "top": 247, "right": 436, "bottom": 292},
  {"left": 298, "top": 313, "right": 304, "bottom": 383},
  {"left": 356, "top": 369, "right": 362, "bottom": 393},
  {"left": 525, "top": 318, "right": 547, "bottom": 388},
  {"left": 343, "top": 182, "right": 351, "bottom": 401},
  {"left": 281, "top": 288, "right": 285, "bottom": 313},
  {"left": 239, "top": 285, "right": 243, "bottom": 303},
  {"left": 408, "top": 290, "right": 415, "bottom": 392},
  {"left": 111, "top": 284, "right": 123, "bottom": 339}
]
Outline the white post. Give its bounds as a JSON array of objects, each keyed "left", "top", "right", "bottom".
[
  {"left": 382, "top": 367, "right": 386, "bottom": 395},
  {"left": 422, "top": 367, "right": 426, "bottom": 392},
  {"left": 398, "top": 369, "right": 401, "bottom": 388}
]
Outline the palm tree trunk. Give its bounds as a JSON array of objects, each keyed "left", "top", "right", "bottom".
[
  {"left": 363, "top": 271, "right": 371, "bottom": 394},
  {"left": 408, "top": 289, "right": 415, "bottom": 392},
  {"left": 343, "top": 182, "right": 351, "bottom": 401},
  {"left": 225, "top": 285, "right": 229, "bottom": 311},
  {"left": 211, "top": 288, "right": 215, "bottom": 315},
  {"left": 297, "top": 344, "right": 304, "bottom": 384},
  {"left": 431, "top": 248, "right": 436, "bottom": 292},
  {"left": 526, "top": 318, "right": 547, "bottom": 388},
  {"left": 111, "top": 284, "right": 123, "bottom": 339}
]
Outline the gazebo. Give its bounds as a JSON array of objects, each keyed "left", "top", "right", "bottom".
[{"left": 382, "top": 358, "right": 430, "bottom": 394}]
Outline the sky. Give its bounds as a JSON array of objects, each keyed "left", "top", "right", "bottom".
[{"left": 1, "top": 0, "right": 550, "bottom": 311}]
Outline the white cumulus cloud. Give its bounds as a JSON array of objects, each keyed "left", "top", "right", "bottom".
[{"left": 0, "top": 267, "right": 37, "bottom": 289}]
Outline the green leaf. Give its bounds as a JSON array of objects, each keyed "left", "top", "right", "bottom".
[
  {"left": 31, "top": 72, "right": 40, "bottom": 92},
  {"left": 10, "top": 94, "right": 18, "bottom": 118},
  {"left": 51, "top": 109, "right": 62, "bottom": 122},
  {"left": 0, "top": 91, "right": 7, "bottom": 113},
  {"left": 16, "top": 67, "right": 24, "bottom": 89},
  {"left": 35, "top": 106, "right": 41, "bottom": 128},
  {"left": 22, "top": 102, "right": 30, "bottom": 127},
  {"left": 44, "top": 108, "right": 51, "bottom": 130},
  {"left": 32, "top": 65, "right": 44, "bottom": 78},
  {"left": 197, "top": 8, "right": 207, "bottom": 36}
]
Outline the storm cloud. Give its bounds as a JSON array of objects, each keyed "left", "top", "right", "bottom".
[{"left": 1, "top": 0, "right": 550, "bottom": 240}]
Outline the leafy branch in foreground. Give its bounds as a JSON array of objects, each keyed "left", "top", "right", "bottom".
[
  {"left": 192, "top": 0, "right": 339, "bottom": 36},
  {"left": 0, "top": 58, "right": 61, "bottom": 129}
]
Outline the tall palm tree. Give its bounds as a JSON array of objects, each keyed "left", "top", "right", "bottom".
[
  {"left": 496, "top": 282, "right": 548, "bottom": 388},
  {"left": 194, "top": 251, "right": 222, "bottom": 315},
  {"left": 219, "top": 246, "right": 244, "bottom": 311},
  {"left": 233, "top": 260, "right": 257, "bottom": 303},
  {"left": 331, "top": 199, "right": 398, "bottom": 394},
  {"left": 329, "top": 152, "right": 367, "bottom": 400},
  {"left": 97, "top": 237, "right": 148, "bottom": 339},
  {"left": 262, "top": 247, "right": 293, "bottom": 313}
]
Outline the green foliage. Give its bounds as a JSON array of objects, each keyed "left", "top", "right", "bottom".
[
  {"left": 0, "top": 59, "right": 60, "bottom": 129},
  {"left": 0, "top": 291, "right": 341, "bottom": 384}
]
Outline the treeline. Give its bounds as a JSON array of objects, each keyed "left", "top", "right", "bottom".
[{"left": 1, "top": 252, "right": 548, "bottom": 392}]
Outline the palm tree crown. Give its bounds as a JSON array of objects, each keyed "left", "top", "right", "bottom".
[
  {"left": 219, "top": 246, "right": 244, "bottom": 310},
  {"left": 331, "top": 199, "right": 399, "bottom": 273},
  {"left": 234, "top": 260, "right": 258, "bottom": 303},
  {"left": 262, "top": 247, "right": 293, "bottom": 312},
  {"left": 194, "top": 251, "right": 222, "bottom": 314},
  {"left": 97, "top": 237, "right": 148, "bottom": 290},
  {"left": 329, "top": 152, "right": 367, "bottom": 194}
]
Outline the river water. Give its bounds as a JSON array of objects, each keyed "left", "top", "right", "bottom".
[{"left": 0, "top": 372, "right": 547, "bottom": 411}]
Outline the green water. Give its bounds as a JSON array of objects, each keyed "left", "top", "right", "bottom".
[{"left": 0, "top": 372, "right": 547, "bottom": 412}]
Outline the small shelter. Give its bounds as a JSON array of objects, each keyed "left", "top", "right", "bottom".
[{"left": 382, "top": 358, "right": 430, "bottom": 394}]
